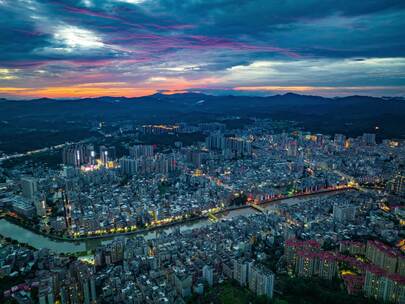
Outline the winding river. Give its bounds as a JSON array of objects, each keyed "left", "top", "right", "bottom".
[{"left": 0, "top": 191, "right": 346, "bottom": 254}]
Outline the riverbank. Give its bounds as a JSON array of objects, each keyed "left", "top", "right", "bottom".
[
  {"left": 0, "top": 188, "right": 355, "bottom": 254},
  {"left": 259, "top": 185, "right": 356, "bottom": 206},
  {"left": 1, "top": 214, "right": 73, "bottom": 242},
  {"left": 0, "top": 187, "right": 355, "bottom": 243},
  {"left": 1, "top": 206, "right": 243, "bottom": 242}
]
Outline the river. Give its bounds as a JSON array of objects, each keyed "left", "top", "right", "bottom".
[{"left": 0, "top": 190, "right": 347, "bottom": 254}]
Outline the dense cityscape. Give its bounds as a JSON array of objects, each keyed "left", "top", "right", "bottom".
[
  {"left": 1, "top": 0, "right": 405, "bottom": 303},
  {"left": 0, "top": 117, "right": 404, "bottom": 304}
]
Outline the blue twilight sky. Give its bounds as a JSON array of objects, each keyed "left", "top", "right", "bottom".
[{"left": 0, "top": 0, "right": 405, "bottom": 98}]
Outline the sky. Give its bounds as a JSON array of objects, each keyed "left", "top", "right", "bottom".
[{"left": 0, "top": 0, "right": 405, "bottom": 99}]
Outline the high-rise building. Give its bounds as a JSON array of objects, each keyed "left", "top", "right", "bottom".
[
  {"left": 205, "top": 132, "right": 225, "bottom": 150},
  {"left": 362, "top": 133, "right": 376, "bottom": 145},
  {"left": 34, "top": 198, "right": 47, "bottom": 217},
  {"left": 363, "top": 269, "right": 405, "bottom": 304},
  {"left": 334, "top": 134, "right": 346, "bottom": 146},
  {"left": 69, "top": 262, "right": 97, "bottom": 304},
  {"left": 202, "top": 265, "right": 214, "bottom": 287},
  {"left": 315, "top": 133, "right": 326, "bottom": 146},
  {"left": 388, "top": 173, "right": 405, "bottom": 197},
  {"left": 233, "top": 259, "right": 254, "bottom": 287},
  {"left": 63, "top": 144, "right": 85, "bottom": 167},
  {"left": 318, "top": 252, "right": 338, "bottom": 280},
  {"left": 248, "top": 265, "right": 275, "bottom": 299},
  {"left": 85, "top": 144, "right": 96, "bottom": 165},
  {"left": 154, "top": 153, "right": 171, "bottom": 174},
  {"left": 174, "top": 272, "right": 192, "bottom": 298},
  {"left": 225, "top": 137, "right": 252, "bottom": 157},
  {"left": 21, "top": 177, "right": 37, "bottom": 200},
  {"left": 287, "top": 140, "right": 298, "bottom": 157},
  {"left": 296, "top": 250, "right": 317, "bottom": 277},
  {"left": 284, "top": 238, "right": 321, "bottom": 266},
  {"left": 100, "top": 146, "right": 116, "bottom": 165},
  {"left": 129, "top": 145, "right": 154, "bottom": 158},
  {"left": 127, "top": 154, "right": 176, "bottom": 175},
  {"left": 233, "top": 259, "right": 248, "bottom": 286},
  {"left": 333, "top": 203, "right": 357, "bottom": 223},
  {"left": 339, "top": 241, "right": 366, "bottom": 256},
  {"left": 100, "top": 146, "right": 108, "bottom": 164},
  {"left": 186, "top": 149, "right": 203, "bottom": 168},
  {"left": 38, "top": 277, "right": 54, "bottom": 304},
  {"left": 62, "top": 144, "right": 96, "bottom": 167},
  {"left": 119, "top": 157, "right": 138, "bottom": 176},
  {"left": 366, "top": 240, "right": 400, "bottom": 274}
]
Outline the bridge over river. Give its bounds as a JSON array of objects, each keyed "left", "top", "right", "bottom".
[{"left": 0, "top": 189, "right": 353, "bottom": 254}]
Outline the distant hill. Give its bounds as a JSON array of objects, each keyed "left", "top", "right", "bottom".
[{"left": 1, "top": 93, "right": 405, "bottom": 139}]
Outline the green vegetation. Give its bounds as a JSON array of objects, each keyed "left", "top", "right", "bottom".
[
  {"left": 139, "top": 132, "right": 205, "bottom": 148},
  {"left": 218, "top": 283, "right": 257, "bottom": 304},
  {"left": 190, "top": 277, "right": 379, "bottom": 304},
  {"left": 2, "top": 150, "right": 62, "bottom": 169},
  {"left": 189, "top": 281, "right": 271, "bottom": 304},
  {"left": 0, "top": 124, "right": 99, "bottom": 154},
  {"left": 276, "top": 276, "right": 379, "bottom": 304}
]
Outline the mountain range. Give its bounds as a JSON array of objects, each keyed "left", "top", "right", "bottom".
[{"left": 1, "top": 93, "right": 405, "bottom": 140}]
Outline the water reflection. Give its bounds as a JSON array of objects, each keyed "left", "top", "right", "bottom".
[
  {"left": 0, "top": 208, "right": 257, "bottom": 253},
  {"left": 0, "top": 191, "right": 344, "bottom": 253}
]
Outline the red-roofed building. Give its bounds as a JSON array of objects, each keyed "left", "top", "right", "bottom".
[
  {"left": 364, "top": 269, "right": 405, "bottom": 304},
  {"left": 366, "top": 240, "right": 400, "bottom": 274},
  {"left": 284, "top": 238, "right": 320, "bottom": 266},
  {"left": 295, "top": 251, "right": 338, "bottom": 280},
  {"left": 339, "top": 240, "right": 366, "bottom": 256},
  {"left": 285, "top": 238, "right": 405, "bottom": 303},
  {"left": 319, "top": 252, "right": 338, "bottom": 280},
  {"left": 296, "top": 250, "right": 319, "bottom": 278}
]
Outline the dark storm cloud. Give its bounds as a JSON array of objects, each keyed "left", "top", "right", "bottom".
[
  {"left": 140, "top": 0, "right": 405, "bottom": 58},
  {"left": 0, "top": 3, "right": 52, "bottom": 67},
  {"left": 2, "top": 0, "right": 404, "bottom": 62},
  {"left": 144, "top": 0, "right": 405, "bottom": 32}
]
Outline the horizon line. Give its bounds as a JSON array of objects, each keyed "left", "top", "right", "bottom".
[{"left": 1, "top": 91, "right": 404, "bottom": 101}]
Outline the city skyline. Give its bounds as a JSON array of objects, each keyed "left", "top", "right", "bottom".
[
  {"left": 1, "top": 0, "right": 405, "bottom": 99},
  {"left": 1, "top": 2, "right": 405, "bottom": 304}
]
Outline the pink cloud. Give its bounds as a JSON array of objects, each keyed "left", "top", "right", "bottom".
[
  {"left": 108, "top": 33, "right": 299, "bottom": 57},
  {"left": 56, "top": 3, "right": 193, "bottom": 32}
]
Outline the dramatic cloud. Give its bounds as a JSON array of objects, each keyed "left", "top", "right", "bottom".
[{"left": 0, "top": 0, "right": 404, "bottom": 98}]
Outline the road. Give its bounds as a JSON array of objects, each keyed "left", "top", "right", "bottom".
[{"left": 0, "top": 139, "right": 92, "bottom": 164}]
